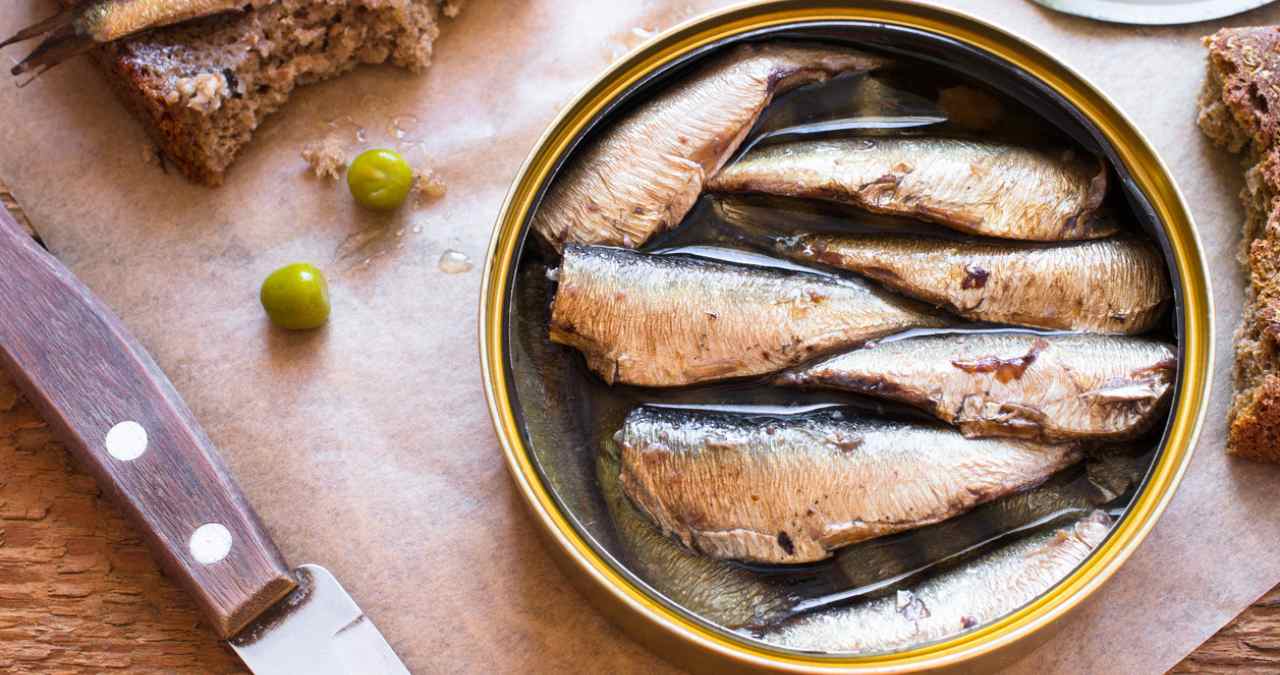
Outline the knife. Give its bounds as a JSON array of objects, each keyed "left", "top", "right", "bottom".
[{"left": 0, "top": 207, "right": 409, "bottom": 674}]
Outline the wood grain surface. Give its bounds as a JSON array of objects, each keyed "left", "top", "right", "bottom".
[
  {"left": 1172, "top": 585, "right": 1280, "bottom": 673},
  {"left": 0, "top": 188, "right": 1268, "bottom": 673},
  {"left": 0, "top": 378, "right": 247, "bottom": 672},
  {"left": 0, "top": 204, "right": 296, "bottom": 640},
  {"left": 0, "top": 186, "right": 247, "bottom": 673}
]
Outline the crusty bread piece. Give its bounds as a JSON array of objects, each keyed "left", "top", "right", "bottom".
[
  {"left": 1199, "top": 26, "right": 1280, "bottom": 462},
  {"left": 90, "top": 0, "right": 463, "bottom": 186}
]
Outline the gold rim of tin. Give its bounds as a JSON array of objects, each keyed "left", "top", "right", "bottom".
[{"left": 480, "top": 1, "right": 1213, "bottom": 671}]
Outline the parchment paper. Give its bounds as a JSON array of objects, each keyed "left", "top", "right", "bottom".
[{"left": 0, "top": 1, "right": 1275, "bottom": 672}]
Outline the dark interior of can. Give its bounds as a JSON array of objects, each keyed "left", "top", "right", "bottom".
[{"left": 501, "top": 20, "right": 1184, "bottom": 653}]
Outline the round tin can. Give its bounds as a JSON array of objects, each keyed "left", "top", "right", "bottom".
[{"left": 481, "top": 2, "right": 1213, "bottom": 671}]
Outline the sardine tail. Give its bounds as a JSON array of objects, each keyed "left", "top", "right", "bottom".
[
  {"left": 10, "top": 25, "right": 94, "bottom": 77},
  {"left": 0, "top": 8, "right": 77, "bottom": 49}
]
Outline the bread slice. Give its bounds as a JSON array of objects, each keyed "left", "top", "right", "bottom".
[
  {"left": 1199, "top": 26, "right": 1280, "bottom": 462},
  {"left": 90, "top": 0, "right": 463, "bottom": 186}
]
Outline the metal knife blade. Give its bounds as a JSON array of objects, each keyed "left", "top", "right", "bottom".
[
  {"left": 1029, "top": 0, "right": 1274, "bottom": 25},
  {"left": 231, "top": 565, "right": 409, "bottom": 675},
  {"left": 0, "top": 197, "right": 410, "bottom": 672}
]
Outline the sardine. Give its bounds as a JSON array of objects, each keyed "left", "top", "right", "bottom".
[
  {"left": 761, "top": 511, "right": 1111, "bottom": 653},
  {"left": 597, "top": 440, "right": 798, "bottom": 629},
  {"left": 740, "top": 75, "right": 949, "bottom": 150},
  {"left": 809, "top": 451, "right": 1145, "bottom": 609},
  {"left": 707, "top": 137, "right": 1114, "bottom": 241},
  {"left": 2, "top": 0, "right": 271, "bottom": 77},
  {"left": 768, "top": 233, "right": 1170, "bottom": 334},
  {"left": 550, "top": 245, "right": 945, "bottom": 387},
  {"left": 532, "top": 43, "right": 888, "bottom": 253},
  {"left": 602, "top": 438, "right": 1140, "bottom": 630},
  {"left": 617, "top": 406, "right": 1084, "bottom": 564},
  {"left": 775, "top": 333, "right": 1176, "bottom": 441}
]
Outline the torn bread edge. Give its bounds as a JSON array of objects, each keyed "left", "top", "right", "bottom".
[{"left": 1199, "top": 26, "right": 1280, "bottom": 462}]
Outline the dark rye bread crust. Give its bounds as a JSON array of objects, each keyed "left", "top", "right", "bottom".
[
  {"left": 1199, "top": 27, "right": 1280, "bottom": 462},
  {"left": 89, "top": 0, "right": 462, "bottom": 186}
]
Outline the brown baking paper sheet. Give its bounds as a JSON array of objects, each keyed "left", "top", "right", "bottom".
[{"left": 0, "top": 1, "right": 1276, "bottom": 672}]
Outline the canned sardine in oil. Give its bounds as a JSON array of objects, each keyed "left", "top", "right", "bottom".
[{"left": 482, "top": 2, "right": 1211, "bottom": 672}]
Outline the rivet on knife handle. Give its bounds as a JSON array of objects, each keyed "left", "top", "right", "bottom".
[{"left": 0, "top": 209, "right": 296, "bottom": 639}]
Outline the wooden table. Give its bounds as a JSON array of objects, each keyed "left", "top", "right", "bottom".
[{"left": 0, "top": 184, "right": 1269, "bottom": 673}]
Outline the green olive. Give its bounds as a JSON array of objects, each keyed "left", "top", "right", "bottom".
[
  {"left": 347, "top": 148, "right": 413, "bottom": 211},
  {"left": 260, "top": 263, "right": 330, "bottom": 330}
]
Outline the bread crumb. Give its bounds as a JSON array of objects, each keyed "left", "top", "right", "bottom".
[
  {"left": 301, "top": 135, "right": 347, "bottom": 179},
  {"left": 412, "top": 166, "right": 447, "bottom": 205},
  {"left": 168, "top": 72, "right": 231, "bottom": 113}
]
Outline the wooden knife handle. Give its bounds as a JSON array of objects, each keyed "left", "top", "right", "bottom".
[{"left": 0, "top": 209, "right": 295, "bottom": 639}]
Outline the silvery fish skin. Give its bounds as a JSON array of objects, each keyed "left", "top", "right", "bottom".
[
  {"left": 763, "top": 512, "right": 1111, "bottom": 653},
  {"left": 601, "top": 442, "right": 1136, "bottom": 630},
  {"left": 549, "top": 245, "right": 945, "bottom": 387},
  {"left": 708, "top": 137, "right": 1114, "bottom": 241},
  {"left": 776, "top": 333, "right": 1176, "bottom": 442},
  {"left": 823, "top": 451, "right": 1143, "bottom": 601},
  {"left": 742, "top": 75, "right": 949, "bottom": 147},
  {"left": 770, "top": 233, "right": 1170, "bottom": 334},
  {"left": 596, "top": 442, "right": 797, "bottom": 629},
  {"left": 531, "top": 43, "right": 888, "bottom": 252},
  {"left": 79, "top": 0, "right": 269, "bottom": 41},
  {"left": 617, "top": 407, "right": 1084, "bottom": 564}
]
